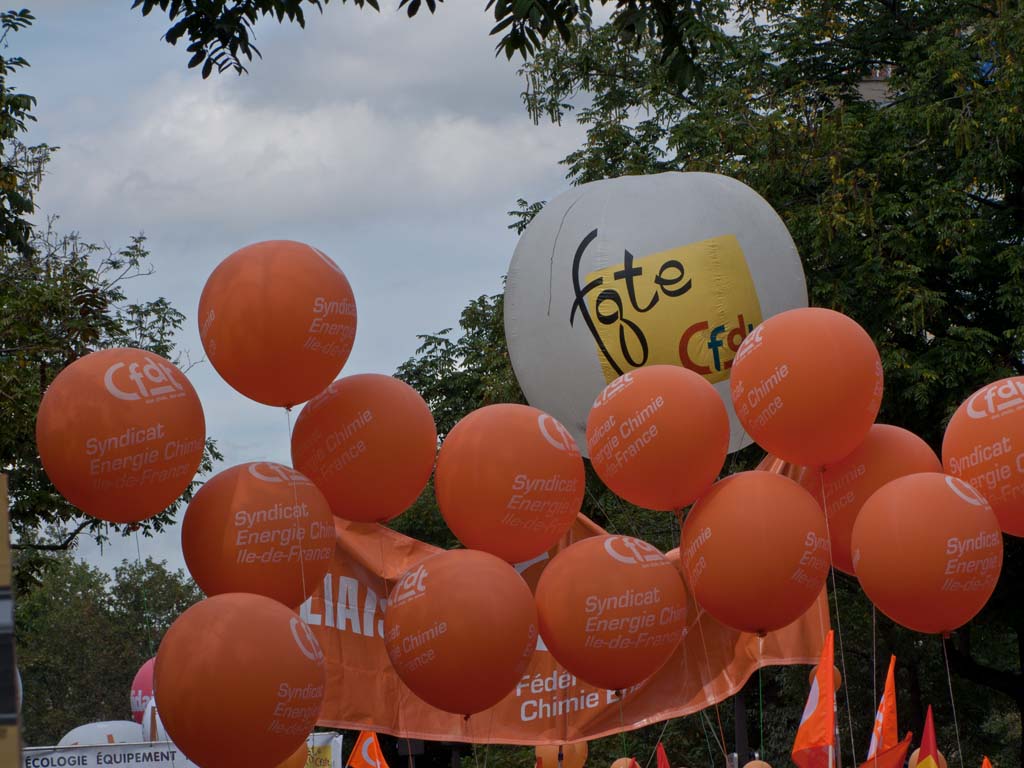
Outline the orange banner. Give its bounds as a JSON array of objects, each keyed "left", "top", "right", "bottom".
[{"left": 303, "top": 514, "right": 829, "bottom": 744}]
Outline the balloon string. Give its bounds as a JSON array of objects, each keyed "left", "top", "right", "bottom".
[
  {"left": 134, "top": 529, "right": 158, "bottom": 658},
  {"left": 872, "top": 604, "right": 877, "bottom": 754},
  {"left": 942, "top": 636, "right": 966, "bottom": 768},
  {"left": 758, "top": 636, "right": 764, "bottom": 763},
  {"left": 818, "top": 469, "right": 857, "bottom": 765},
  {"left": 584, "top": 486, "right": 621, "bottom": 535},
  {"left": 693, "top": 611, "right": 728, "bottom": 758},
  {"left": 617, "top": 693, "right": 628, "bottom": 757},
  {"left": 700, "top": 710, "right": 726, "bottom": 761},
  {"left": 643, "top": 716, "right": 673, "bottom": 768},
  {"left": 699, "top": 711, "right": 716, "bottom": 768},
  {"left": 285, "top": 406, "right": 309, "bottom": 604}
]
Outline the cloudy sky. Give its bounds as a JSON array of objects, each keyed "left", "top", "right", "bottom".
[{"left": 18, "top": 1, "right": 586, "bottom": 572}]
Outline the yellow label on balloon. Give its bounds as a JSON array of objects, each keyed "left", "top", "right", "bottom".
[{"left": 574, "top": 234, "right": 763, "bottom": 385}]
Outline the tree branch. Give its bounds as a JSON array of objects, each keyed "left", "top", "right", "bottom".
[
  {"left": 946, "top": 630, "right": 1022, "bottom": 701},
  {"left": 12, "top": 519, "right": 94, "bottom": 551}
]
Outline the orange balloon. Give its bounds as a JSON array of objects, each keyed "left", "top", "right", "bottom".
[
  {"left": 384, "top": 549, "right": 538, "bottom": 715},
  {"left": 813, "top": 424, "right": 942, "bottom": 575},
  {"left": 807, "top": 665, "right": 843, "bottom": 691},
  {"left": 276, "top": 742, "right": 310, "bottom": 768},
  {"left": 729, "top": 308, "right": 883, "bottom": 466},
  {"left": 943, "top": 376, "right": 1024, "bottom": 536},
  {"left": 743, "top": 763, "right": 773, "bottom": 768},
  {"left": 35, "top": 348, "right": 206, "bottom": 523},
  {"left": 536, "top": 742, "right": 588, "bottom": 768},
  {"left": 852, "top": 473, "right": 1002, "bottom": 634},
  {"left": 155, "top": 593, "right": 325, "bottom": 768},
  {"left": 586, "top": 366, "right": 729, "bottom": 511},
  {"left": 680, "top": 471, "right": 828, "bottom": 634},
  {"left": 535, "top": 535, "right": 687, "bottom": 691},
  {"left": 908, "top": 749, "right": 948, "bottom": 768},
  {"left": 182, "top": 462, "right": 336, "bottom": 608},
  {"left": 291, "top": 374, "right": 436, "bottom": 523},
  {"left": 435, "top": 404, "right": 584, "bottom": 562},
  {"left": 610, "top": 760, "right": 636, "bottom": 768},
  {"left": 198, "top": 240, "right": 357, "bottom": 407}
]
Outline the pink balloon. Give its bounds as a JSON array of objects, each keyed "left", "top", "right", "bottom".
[{"left": 130, "top": 657, "right": 155, "bottom": 724}]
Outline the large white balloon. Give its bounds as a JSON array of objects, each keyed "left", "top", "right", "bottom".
[
  {"left": 505, "top": 172, "right": 807, "bottom": 454},
  {"left": 59, "top": 721, "right": 144, "bottom": 746}
]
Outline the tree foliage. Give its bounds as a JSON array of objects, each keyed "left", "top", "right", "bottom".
[
  {"left": 0, "top": 9, "right": 43, "bottom": 258},
  {"left": 14, "top": 554, "right": 201, "bottom": 746},
  {"left": 0, "top": 13, "right": 222, "bottom": 554},
  {"left": 132, "top": 0, "right": 720, "bottom": 87}
]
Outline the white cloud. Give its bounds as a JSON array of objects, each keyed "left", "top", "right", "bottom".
[{"left": 42, "top": 78, "right": 577, "bottom": 234}]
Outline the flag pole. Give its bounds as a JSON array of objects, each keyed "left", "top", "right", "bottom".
[{"left": 833, "top": 696, "right": 842, "bottom": 768}]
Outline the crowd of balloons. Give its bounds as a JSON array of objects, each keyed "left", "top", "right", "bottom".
[{"left": 31, "top": 173, "right": 1024, "bottom": 767}]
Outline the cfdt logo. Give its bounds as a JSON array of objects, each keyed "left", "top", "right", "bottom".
[
  {"left": 733, "top": 323, "right": 765, "bottom": 366},
  {"left": 304, "top": 378, "right": 345, "bottom": 414},
  {"left": 603, "top": 536, "right": 664, "bottom": 565},
  {"left": 290, "top": 616, "right": 325, "bottom": 663},
  {"left": 966, "top": 378, "right": 1024, "bottom": 420},
  {"left": 103, "top": 356, "right": 186, "bottom": 403},
  {"left": 678, "top": 314, "right": 756, "bottom": 379},
  {"left": 248, "top": 462, "right": 313, "bottom": 486},
  {"left": 945, "top": 476, "right": 988, "bottom": 507},
  {"left": 537, "top": 413, "right": 579, "bottom": 455},
  {"left": 390, "top": 564, "right": 428, "bottom": 606}
]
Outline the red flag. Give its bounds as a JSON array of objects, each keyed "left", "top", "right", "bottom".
[
  {"left": 536, "top": 759, "right": 543, "bottom": 768},
  {"left": 656, "top": 742, "right": 671, "bottom": 768},
  {"left": 858, "top": 732, "right": 912, "bottom": 768},
  {"left": 916, "top": 707, "right": 941, "bottom": 768},
  {"left": 866, "top": 656, "right": 900, "bottom": 759},
  {"left": 981, "top": 758, "right": 993, "bottom": 768},
  {"left": 347, "top": 731, "right": 390, "bottom": 768},
  {"left": 792, "top": 630, "right": 836, "bottom": 768}
]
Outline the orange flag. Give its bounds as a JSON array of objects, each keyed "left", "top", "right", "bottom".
[
  {"left": 916, "top": 707, "right": 941, "bottom": 768},
  {"left": 793, "top": 630, "right": 836, "bottom": 768},
  {"left": 981, "top": 758, "right": 993, "bottom": 768},
  {"left": 858, "top": 733, "right": 913, "bottom": 768},
  {"left": 857, "top": 655, "right": 913, "bottom": 768},
  {"left": 347, "top": 731, "right": 390, "bottom": 768},
  {"left": 866, "top": 656, "right": 900, "bottom": 758},
  {"left": 656, "top": 742, "right": 671, "bottom": 768}
]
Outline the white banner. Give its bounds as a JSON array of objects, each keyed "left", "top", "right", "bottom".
[
  {"left": 24, "top": 733, "right": 342, "bottom": 768},
  {"left": 23, "top": 741, "right": 195, "bottom": 768}
]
